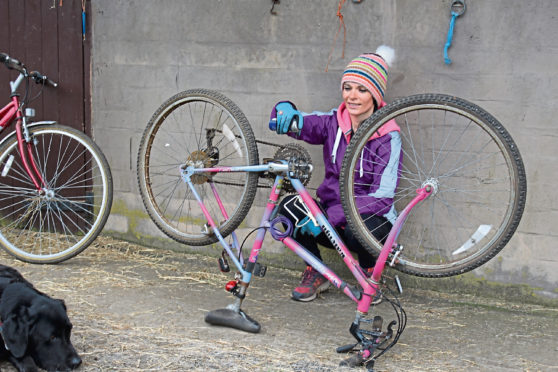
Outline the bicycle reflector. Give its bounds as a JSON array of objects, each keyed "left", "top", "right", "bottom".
[{"left": 225, "top": 280, "right": 238, "bottom": 293}]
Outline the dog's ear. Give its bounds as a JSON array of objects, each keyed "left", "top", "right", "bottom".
[
  {"left": 1, "top": 305, "right": 30, "bottom": 358},
  {"left": 0, "top": 283, "right": 34, "bottom": 358}
]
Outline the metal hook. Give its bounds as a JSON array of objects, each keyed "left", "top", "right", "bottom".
[
  {"left": 450, "top": 0, "right": 466, "bottom": 17},
  {"left": 270, "top": 0, "right": 280, "bottom": 15}
]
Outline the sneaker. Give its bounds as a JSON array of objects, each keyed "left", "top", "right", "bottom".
[{"left": 291, "top": 266, "right": 330, "bottom": 302}]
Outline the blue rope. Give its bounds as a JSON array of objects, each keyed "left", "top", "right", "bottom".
[
  {"left": 82, "top": 11, "right": 86, "bottom": 40},
  {"left": 444, "top": 11, "right": 459, "bottom": 65},
  {"left": 444, "top": 0, "right": 466, "bottom": 65}
]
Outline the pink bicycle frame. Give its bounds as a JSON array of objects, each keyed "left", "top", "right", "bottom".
[
  {"left": 0, "top": 94, "right": 46, "bottom": 190},
  {"left": 268, "top": 177, "right": 431, "bottom": 314},
  {"left": 0, "top": 97, "right": 18, "bottom": 129},
  {"left": 183, "top": 162, "right": 432, "bottom": 315}
]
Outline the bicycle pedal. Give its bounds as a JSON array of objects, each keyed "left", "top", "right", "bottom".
[
  {"left": 253, "top": 263, "right": 267, "bottom": 277},
  {"left": 372, "top": 315, "right": 383, "bottom": 332},
  {"left": 218, "top": 257, "right": 230, "bottom": 272}
]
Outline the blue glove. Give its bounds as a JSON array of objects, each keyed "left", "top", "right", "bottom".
[{"left": 275, "top": 102, "right": 303, "bottom": 134}]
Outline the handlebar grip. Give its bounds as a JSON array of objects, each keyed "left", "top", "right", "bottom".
[
  {"left": 3, "top": 55, "right": 21, "bottom": 67},
  {"left": 46, "top": 77, "right": 58, "bottom": 87},
  {"left": 1, "top": 53, "right": 23, "bottom": 72},
  {"left": 269, "top": 116, "right": 300, "bottom": 133}
]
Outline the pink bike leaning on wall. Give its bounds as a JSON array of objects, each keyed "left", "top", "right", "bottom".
[
  {"left": 0, "top": 53, "right": 113, "bottom": 264},
  {"left": 137, "top": 89, "right": 526, "bottom": 370}
]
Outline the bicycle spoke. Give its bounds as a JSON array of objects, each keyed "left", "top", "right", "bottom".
[
  {"left": 341, "top": 94, "right": 525, "bottom": 277},
  {"left": 0, "top": 125, "right": 112, "bottom": 263},
  {"left": 138, "top": 89, "right": 258, "bottom": 246}
]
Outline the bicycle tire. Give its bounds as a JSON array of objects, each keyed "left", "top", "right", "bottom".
[
  {"left": 0, "top": 124, "right": 113, "bottom": 264},
  {"left": 137, "top": 89, "right": 259, "bottom": 246},
  {"left": 340, "top": 94, "right": 526, "bottom": 277}
]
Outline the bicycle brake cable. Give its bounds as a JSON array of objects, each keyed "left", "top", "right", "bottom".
[
  {"left": 19, "top": 75, "right": 31, "bottom": 108},
  {"left": 236, "top": 226, "right": 268, "bottom": 263},
  {"left": 26, "top": 80, "right": 47, "bottom": 106}
]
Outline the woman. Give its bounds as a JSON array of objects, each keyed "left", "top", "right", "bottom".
[{"left": 271, "top": 46, "right": 401, "bottom": 302}]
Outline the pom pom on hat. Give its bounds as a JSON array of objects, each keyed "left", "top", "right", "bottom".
[
  {"left": 374, "top": 45, "right": 395, "bottom": 66},
  {"left": 341, "top": 45, "right": 395, "bottom": 106}
]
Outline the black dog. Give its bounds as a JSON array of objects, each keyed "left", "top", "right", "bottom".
[{"left": 0, "top": 264, "right": 81, "bottom": 371}]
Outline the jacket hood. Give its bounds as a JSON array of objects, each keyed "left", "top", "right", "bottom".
[{"left": 336, "top": 101, "right": 400, "bottom": 144}]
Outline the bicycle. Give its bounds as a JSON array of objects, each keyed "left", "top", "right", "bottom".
[
  {"left": 0, "top": 53, "right": 113, "bottom": 264},
  {"left": 137, "top": 89, "right": 526, "bottom": 369}
]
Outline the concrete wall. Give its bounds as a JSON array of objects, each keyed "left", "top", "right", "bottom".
[{"left": 90, "top": 0, "right": 558, "bottom": 302}]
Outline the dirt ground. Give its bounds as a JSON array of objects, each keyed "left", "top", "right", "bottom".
[{"left": 0, "top": 236, "right": 556, "bottom": 372}]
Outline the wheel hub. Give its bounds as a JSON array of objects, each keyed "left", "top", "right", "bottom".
[
  {"left": 41, "top": 188, "right": 56, "bottom": 200},
  {"left": 421, "top": 178, "right": 439, "bottom": 195},
  {"left": 185, "top": 150, "right": 214, "bottom": 184}
]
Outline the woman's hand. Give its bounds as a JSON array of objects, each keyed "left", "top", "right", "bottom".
[{"left": 275, "top": 102, "right": 303, "bottom": 134}]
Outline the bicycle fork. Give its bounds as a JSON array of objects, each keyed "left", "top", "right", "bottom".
[
  {"left": 13, "top": 112, "right": 47, "bottom": 191},
  {"left": 336, "top": 185, "right": 433, "bottom": 369}
]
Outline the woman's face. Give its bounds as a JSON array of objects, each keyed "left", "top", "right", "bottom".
[{"left": 342, "top": 81, "right": 375, "bottom": 128}]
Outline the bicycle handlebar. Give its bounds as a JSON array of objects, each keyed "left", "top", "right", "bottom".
[
  {"left": 30, "top": 71, "right": 58, "bottom": 87},
  {"left": 1, "top": 52, "right": 58, "bottom": 87},
  {"left": 269, "top": 117, "right": 300, "bottom": 133}
]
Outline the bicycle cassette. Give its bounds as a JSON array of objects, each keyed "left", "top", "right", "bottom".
[
  {"left": 273, "top": 143, "right": 312, "bottom": 193},
  {"left": 185, "top": 148, "right": 218, "bottom": 184}
]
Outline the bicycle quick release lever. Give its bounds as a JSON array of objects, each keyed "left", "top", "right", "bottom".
[{"left": 268, "top": 116, "right": 300, "bottom": 134}]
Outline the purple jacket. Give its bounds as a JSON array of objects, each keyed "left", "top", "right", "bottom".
[{"left": 271, "top": 102, "right": 402, "bottom": 227}]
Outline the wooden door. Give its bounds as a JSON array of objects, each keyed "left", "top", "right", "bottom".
[
  {"left": 0, "top": 1, "right": 94, "bottom": 236},
  {"left": 0, "top": 0, "right": 91, "bottom": 135}
]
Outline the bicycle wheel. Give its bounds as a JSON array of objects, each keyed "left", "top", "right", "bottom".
[
  {"left": 340, "top": 94, "right": 526, "bottom": 277},
  {"left": 137, "top": 89, "right": 259, "bottom": 246},
  {"left": 0, "top": 124, "right": 113, "bottom": 264}
]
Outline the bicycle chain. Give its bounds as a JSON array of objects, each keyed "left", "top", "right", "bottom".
[
  {"left": 255, "top": 138, "right": 283, "bottom": 148},
  {"left": 255, "top": 138, "right": 315, "bottom": 191}
]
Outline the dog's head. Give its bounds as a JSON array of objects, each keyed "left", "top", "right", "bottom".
[{"left": 0, "top": 283, "right": 81, "bottom": 371}]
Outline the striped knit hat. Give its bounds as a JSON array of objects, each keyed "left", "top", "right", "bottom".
[{"left": 341, "top": 45, "right": 395, "bottom": 106}]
